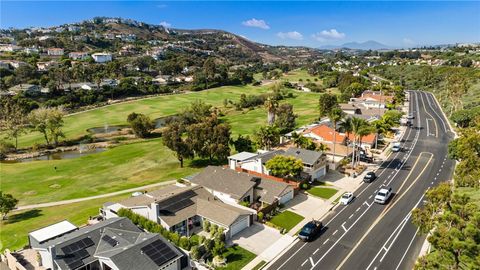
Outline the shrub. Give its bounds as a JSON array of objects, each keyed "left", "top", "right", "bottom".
[
  {"left": 179, "top": 236, "right": 191, "bottom": 250},
  {"left": 203, "top": 220, "right": 211, "bottom": 232},
  {"left": 212, "top": 240, "right": 225, "bottom": 257},
  {"left": 170, "top": 232, "right": 180, "bottom": 245},
  {"left": 210, "top": 224, "right": 218, "bottom": 237},
  {"left": 198, "top": 235, "right": 206, "bottom": 245},
  {"left": 257, "top": 212, "right": 264, "bottom": 221},
  {"left": 240, "top": 201, "right": 250, "bottom": 207},
  {"left": 204, "top": 238, "right": 214, "bottom": 252},
  {"left": 300, "top": 183, "right": 310, "bottom": 190},
  {"left": 190, "top": 245, "right": 201, "bottom": 260}
]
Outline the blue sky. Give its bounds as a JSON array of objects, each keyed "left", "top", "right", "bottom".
[{"left": 1, "top": 1, "right": 479, "bottom": 47}]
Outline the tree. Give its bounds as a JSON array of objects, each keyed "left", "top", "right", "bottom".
[
  {"left": 162, "top": 122, "right": 193, "bottom": 168},
  {"left": 28, "top": 107, "right": 65, "bottom": 147},
  {"left": 203, "top": 58, "right": 216, "bottom": 87},
  {"left": 318, "top": 93, "right": 338, "bottom": 118},
  {"left": 186, "top": 115, "right": 231, "bottom": 161},
  {"left": 180, "top": 100, "right": 212, "bottom": 125},
  {"left": 254, "top": 125, "right": 280, "bottom": 150},
  {"left": 0, "top": 191, "right": 18, "bottom": 220},
  {"left": 291, "top": 132, "right": 317, "bottom": 150},
  {"left": 328, "top": 107, "right": 345, "bottom": 164},
  {"left": 350, "top": 117, "right": 369, "bottom": 167},
  {"left": 265, "top": 155, "right": 303, "bottom": 179},
  {"left": 264, "top": 97, "right": 278, "bottom": 126},
  {"left": 275, "top": 103, "right": 297, "bottom": 133},
  {"left": 232, "top": 135, "right": 255, "bottom": 153},
  {"left": 127, "top": 112, "right": 154, "bottom": 138},
  {"left": 0, "top": 98, "right": 27, "bottom": 150}
]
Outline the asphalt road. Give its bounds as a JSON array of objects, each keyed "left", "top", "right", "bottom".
[{"left": 267, "top": 91, "right": 455, "bottom": 270}]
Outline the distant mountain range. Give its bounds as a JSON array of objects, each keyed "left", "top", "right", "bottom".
[{"left": 319, "top": 40, "right": 393, "bottom": 50}]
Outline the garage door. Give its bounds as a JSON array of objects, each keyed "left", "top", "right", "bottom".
[
  {"left": 313, "top": 167, "right": 326, "bottom": 180},
  {"left": 279, "top": 190, "right": 294, "bottom": 205},
  {"left": 230, "top": 216, "right": 249, "bottom": 238}
]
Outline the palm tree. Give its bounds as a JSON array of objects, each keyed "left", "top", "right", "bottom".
[
  {"left": 264, "top": 97, "right": 279, "bottom": 126},
  {"left": 350, "top": 117, "right": 368, "bottom": 168},
  {"left": 328, "top": 107, "right": 345, "bottom": 164},
  {"left": 356, "top": 124, "right": 375, "bottom": 164},
  {"left": 372, "top": 120, "right": 387, "bottom": 149},
  {"left": 340, "top": 117, "right": 353, "bottom": 162}
]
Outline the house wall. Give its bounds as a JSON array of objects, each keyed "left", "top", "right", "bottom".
[{"left": 240, "top": 159, "right": 265, "bottom": 174}]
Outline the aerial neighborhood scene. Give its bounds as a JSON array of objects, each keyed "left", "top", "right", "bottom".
[{"left": 1, "top": 1, "right": 479, "bottom": 270}]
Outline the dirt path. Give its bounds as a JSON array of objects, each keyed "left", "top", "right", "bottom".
[{"left": 14, "top": 180, "right": 176, "bottom": 211}]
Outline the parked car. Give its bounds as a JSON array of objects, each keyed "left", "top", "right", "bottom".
[
  {"left": 340, "top": 192, "right": 354, "bottom": 205},
  {"left": 298, "top": 220, "right": 323, "bottom": 241},
  {"left": 363, "top": 171, "right": 376, "bottom": 183},
  {"left": 391, "top": 142, "right": 401, "bottom": 152},
  {"left": 374, "top": 187, "right": 393, "bottom": 204}
]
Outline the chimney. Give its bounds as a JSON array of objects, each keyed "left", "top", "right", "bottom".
[{"left": 149, "top": 201, "right": 159, "bottom": 222}]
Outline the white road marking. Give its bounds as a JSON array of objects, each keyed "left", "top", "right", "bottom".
[
  {"left": 332, "top": 230, "right": 338, "bottom": 235},
  {"left": 309, "top": 257, "right": 315, "bottom": 267},
  {"left": 348, "top": 214, "right": 354, "bottom": 220},
  {"left": 364, "top": 201, "right": 371, "bottom": 207},
  {"left": 313, "top": 248, "right": 319, "bottom": 255},
  {"left": 356, "top": 207, "right": 360, "bottom": 212},
  {"left": 394, "top": 228, "right": 420, "bottom": 270},
  {"left": 342, "top": 223, "right": 348, "bottom": 232},
  {"left": 323, "top": 239, "right": 329, "bottom": 245},
  {"left": 301, "top": 260, "right": 307, "bottom": 267}
]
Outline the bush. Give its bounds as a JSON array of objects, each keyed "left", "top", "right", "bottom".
[
  {"left": 127, "top": 112, "right": 154, "bottom": 138},
  {"left": 204, "top": 238, "right": 214, "bottom": 252},
  {"left": 212, "top": 240, "right": 225, "bottom": 257},
  {"left": 170, "top": 232, "right": 180, "bottom": 245},
  {"left": 203, "top": 220, "right": 211, "bottom": 232},
  {"left": 190, "top": 245, "right": 201, "bottom": 260},
  {"left": 198, "top": 235, "right": 206, "bottom": 245},
  {"left": 179, "top": 236, "right": 191, "bottom": 250},
  {"left": 240, "top": 201, "right": 250, "bottom": 207},
  {"left": 300, "top": 183, "right": 310, "bottom": 190},
  {"left": 210, "top": 224, "right": 218, "bottom": 237},
  {"left": 257, "top": 212, "right": 264, "bottom": 221}
]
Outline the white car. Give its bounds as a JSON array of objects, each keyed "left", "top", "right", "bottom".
[
  {"left": 391, "top": 142, "right": 401, "bottom": 152},
  {"left": 374, "top": 187, "right": 393, "bottom": 204},
  {"left": 340, "top": 192, "right": 354, "bottom": 205}
]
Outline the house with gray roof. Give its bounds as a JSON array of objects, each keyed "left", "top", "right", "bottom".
[
  {"left": 188, "top": 166, "right": 294, "bottom": 207},
  {"left": 228, "top": 147, "right": 327, "bottom": 181},
  {"left": 102, "top": 185, "right": 255, "bottom": 240},
  {"left": 29, "top": 217, "right": 187, "bottom": 270}
]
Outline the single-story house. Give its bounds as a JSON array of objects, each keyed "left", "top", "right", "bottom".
[
  {"left": 37, "top": 61, "right": 59, "bottom": 72},
  {"left": 92, "top": 52, "right": 112, "bottom": 63},
  {"left": 8, "top": 84, "right": 41, "bottom": 95},
  {"left": 69, "top": 52, "right": 90, "bottom": 60},
  {"left": 102, "top": 185, "right": 255, "bottom": 239},
  {"left": 188, "top": 166, "right": 295, "bottom": 209},
  {"left": 29, "top": 217, "right": 187, "bottom": 270},
  {"left": 47, "top": 48, "right": 64, "bottom": 56}
]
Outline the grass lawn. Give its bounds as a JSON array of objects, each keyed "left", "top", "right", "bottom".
[
  {"left": 307, "top": 187, "right": 339, "bottom": 200},
  {"left": 0, "top": 193, "right": 130, "bottom": 252},
  {"left": 1, "top": 138, "right": 200, "bottom": 205},
  {"left": 11, "top": 85, "right": 271, "bottom": 148},
  {"left": 269, "top": 210, "right": 304, "bottom": 232},
  {"left": 281, "top": 69, "right": 320, "bottom": 82},
  {"left": 217, "top": 245, "right": 256, "bottom": 270}
]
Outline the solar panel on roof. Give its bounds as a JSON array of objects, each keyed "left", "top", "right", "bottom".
[
  {"left": 101, "top": 235, "right": 119, "bottom": 247},
  {"left": 141, "top": 239, "right": 177, "bottom": 266},
  {"left": 66, "top": 259, "right": 84, "bottom": 270},
  {"left": 61, "top": 237, "right": 94, "bottom": 254}
]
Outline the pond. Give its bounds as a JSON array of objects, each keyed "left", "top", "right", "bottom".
[
  {"left": 1, "top": 148, "right": 106, "bottom": 163},
  {"left": 154, "top": 115, "right": 179, "bottom": 128},
  {"left": 87, "top": 125, "right": 128, "bottom": 134}
]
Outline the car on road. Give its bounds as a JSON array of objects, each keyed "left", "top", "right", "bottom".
[
  {"left": 391, "top": 142, "right": 401, "bottom": 152},
  {"left": 374, "top": 187, "right": 393, "bottom": 204},
  {"left": 407, "top": 114, "right": 415, "bottom": 119},
  {"left": 298, "top": 220, "right": 323, "bottom": 241},
  {"left": 363, "top": 171, "right": 377, "bottom": 183},
  {"left": 340, "top": 192, "right": 354, "bottom": 205}
]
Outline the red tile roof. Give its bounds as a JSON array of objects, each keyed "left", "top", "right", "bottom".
[{"left": 305, "top": 125, "right": 345, "bottom": 144}]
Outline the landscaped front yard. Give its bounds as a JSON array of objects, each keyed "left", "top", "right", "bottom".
[
  {"left": 307, "top": 186, "right": 339, "bottom": 200},
  {"left": 268, "top": 210, "right": 304, "bottom": 232},
  {"left": 217, "top": 245, "right": 256, "bottom": 270}
]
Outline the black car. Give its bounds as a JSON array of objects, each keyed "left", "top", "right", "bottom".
[
  {"left": 363, "top": 171, "right": 376, "bottom": 183},
  {"left": 298, "top": 220, "right": 323, "bottom": 241}
]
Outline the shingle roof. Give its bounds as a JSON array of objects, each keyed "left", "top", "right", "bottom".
[
  {"left": 190, "top": 166, "right": 257, "bottom": 199},
  {"left": 31, "top": 217, "right": 182, "bottom": 270},
  {"left": 284, "top": 147, "right": 323, "bottom": 165},
  {"left": 255, "top": 178, "right": 292, "bottom": 205},
  {"left": 228, "top": 152, "right": 258, "bottom": 161}
]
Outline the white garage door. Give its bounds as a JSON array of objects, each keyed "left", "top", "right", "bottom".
[
  {"left": 230, "top": 216, "right": 249, "bottom": 237},
  {"left": 279, "top": 190, "right": 294, "bottom": 205}
]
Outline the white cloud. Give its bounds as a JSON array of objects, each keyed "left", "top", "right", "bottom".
[
  {"left": 403, "top": 38, "right": 415, "bottom": 45},
  {"left": 242, "top": 18, "right": 270, "bottom": 30},
  {"left": 277, "top": 31, "right": 303, "bottom": 40},
  {"left": 159, "top": 21, "right": 171, "bottom": 28},
  {"left": 312, "top": 29, "right": 346, "bottom": 42}
]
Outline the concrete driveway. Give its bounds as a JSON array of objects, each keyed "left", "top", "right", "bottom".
[
  {"left": 228, "top": 223, "right": 281, "bottom": 255},
  {"left": 284, "top": 192, "right": 325, "bottom": 217}
]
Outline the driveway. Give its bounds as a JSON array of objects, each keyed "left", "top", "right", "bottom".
[
  {"left": 228, "top": 223, "right": 281, "bottom": 255},
  {"left": 284, "top": 192, "right": 325, "bottom": 217}
]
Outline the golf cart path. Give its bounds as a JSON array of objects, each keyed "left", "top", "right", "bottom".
[{"left": 14, "top": 180, "right": 176, "bottom": 211}]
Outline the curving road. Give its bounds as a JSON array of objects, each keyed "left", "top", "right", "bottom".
[{"left": 267, "top": 90, "right": 455, "bottom": 270}]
